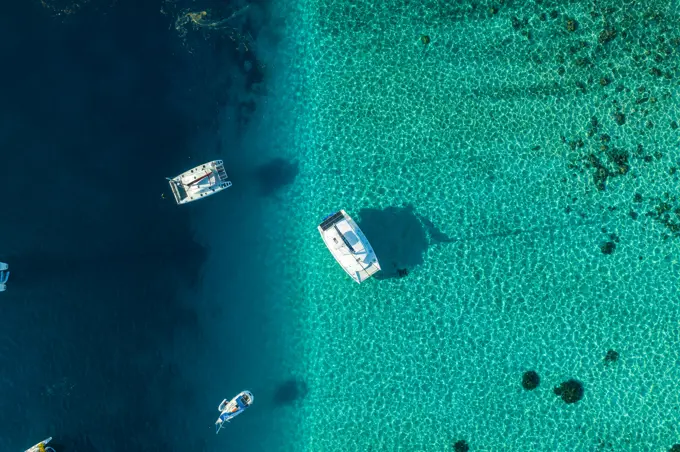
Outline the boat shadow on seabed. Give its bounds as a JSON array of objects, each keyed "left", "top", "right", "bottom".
[
  {"left": 356, "top": 204, "right": 593, "bottom": 280},
  {"left": 356, "top": 205, "right": 452, "bottom": 280}
]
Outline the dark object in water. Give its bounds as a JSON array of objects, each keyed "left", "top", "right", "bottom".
[
  {"left": 554, "top": 379, "right": 584, "bottom": 404},
  {"left": 566, "top": 18, "right": 578, "bottom": 32},
  {"left": 420, "top": 35, "right": 431, "bottom": 45},
  {"left": 614, "top": 112, "right": 626, "bottom": 125},
  {"left": 599, "top": 28, "right": 617, "bottom": 44},
  {"left": 522, "top": 370, "right": 540, "bottom": 390},
  {"left": 669, "top": 444, "right": 680, "bottom": 452},
  {"left": 601, "top": 241, "right": 616, "bottom": 255},
  {"left": 397, "top": 268, "right": 409, "bottom": 278},
  {"left": 274, "top": 378, "right": 309, "bottom": 406},
  {"left": 604, "top": 349, "right": 619, "bottom": 364},
  {"left": 453, "top": 439, "right": 470, "bottom": 452},
  {"left": 255, "top": 158, "right": 299, "bottom": 196}
]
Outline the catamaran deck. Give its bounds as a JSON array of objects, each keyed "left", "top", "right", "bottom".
[
  {"left": 168, "top": 160, "right": 232, "bottom": 205},
  {"left": 318, "top": 210, "right": 381, "bottom": 283}
]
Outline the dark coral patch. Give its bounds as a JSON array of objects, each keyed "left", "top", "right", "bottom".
[
  {"left": 554, "top": 379, "right": 584, "bottom": 404},
  {"left": 599, "top": 28, "right": 617, "bottom": 44},
  {"left": 566, "top": 18, "right": 578, "bottom": 32},
  {"left": 522, "top": 371, "right": 540, "bottom": 390},
  {"left": 601, "top": 241, "right": 616, "bottom": 255},
  {"left": 614, "top": 112, "right": 626, "bottom": 125},
  {"left": 453, "top": 440, "right": 470, "bottom": 452},
  {"left": 604, "top": 349, "right": 619, "bottom": 364}
]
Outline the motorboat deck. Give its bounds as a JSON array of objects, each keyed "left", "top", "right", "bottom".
[
  {"left": 318, "top": 210, "right": 381, "bottom": 283},
  {"left": 167, "top": 160, "right": 232, "bottom": 205},
  {"left": 215, "top": 390, "right": 254, "bottom": 434},
  {"left": 24, "top": 437, "right": 55, "bottom": 452}
]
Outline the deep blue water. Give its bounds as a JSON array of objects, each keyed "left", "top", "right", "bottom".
[{"left": 0, "top": 0, "right": 266, "bottom": 450}]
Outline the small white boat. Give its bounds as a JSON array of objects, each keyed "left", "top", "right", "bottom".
[
  {"left": 0, "top": 262, "right": 9, "bottom": 292},
  {"left": 318, "top": 210, "right": 381, "bottom": 283},
  {"left": 215, "top": 390, "right": 254, "bottom": 434},
  {"left": 167, "top": 160, "right": 232, "bottom": 205},
  {"left": 24, "top": 437, "right": 55, "bottom": 452}
]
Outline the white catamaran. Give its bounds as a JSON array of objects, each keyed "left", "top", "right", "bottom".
[
  {"left": 24, "top": 437, "right": 55, "bottom": 452},
  {"left": 318, "top": 210, "right": 381, "bottom": 283},
  {"left": 167, "top": 160, "right": 232, "bottom": 205},
  {"left": 0, "top": 262, "right": 9, "bottom": 292},
  {"left": 215, "top": 390, "right": 254, "bottom": 434}
]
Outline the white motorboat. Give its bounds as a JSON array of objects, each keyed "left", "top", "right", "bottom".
[
  {"left": 215, "top": 390, "right": 254, "bottom": 434},
  {"left": 167, "top": 160, "right": 232, "bottom": 205},
  {"left": 0, "top": 262, "right": 9, "bottom": 292},
  {"left": 24, "top": 437, "right": 55, "bottom": 452},
  {"left": 318, "top": 210, "right": 381, "bottom": 283}
]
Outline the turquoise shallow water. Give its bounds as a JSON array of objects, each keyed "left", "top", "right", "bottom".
[
  {"left": 197, "top": 0, "right": 680, "bottom": 450},
  {"left": 253, "top": 0, "right": 680, "bottom": 450}
]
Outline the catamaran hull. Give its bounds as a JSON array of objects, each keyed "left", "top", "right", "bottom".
[
  {"left": 318, "top": 210, "right": 381, "bottom": 283},
  {"left": 168, "top": 160, "right": 232, "bottom": 205}
]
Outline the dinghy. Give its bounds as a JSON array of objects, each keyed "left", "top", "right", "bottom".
[
  {"left": 0, "top": 262, "right": 9, "bottom": 292},
  {"left": 215, "top": 390, "right": 254, "bottom": 434},
  {"left": 24, "top": 437, "right": 55, "bottom": 452},
  {"left": 167, "top": 160, "right": 232, "bottom": 205}
]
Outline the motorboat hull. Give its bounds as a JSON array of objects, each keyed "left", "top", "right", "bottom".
[
  {"left": 24, "top": 437, "right": 55, "bottom": 452},
  {"left": 215, "top": 390, "right": 254, "bottom": 433}
]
